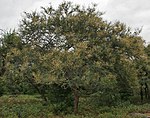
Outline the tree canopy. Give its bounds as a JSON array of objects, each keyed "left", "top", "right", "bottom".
[{"left": 0, "top": 2, "right": 149, "bottom": 114}]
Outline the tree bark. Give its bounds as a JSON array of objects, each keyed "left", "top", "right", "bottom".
[
  {"left": 144, "top": 83, "right": 149, "bottom": 99},
  {"left": 27, "top": 76, "right": 48, "bottom": 103},
  {"left": 0, "top": 57, "right": 6, "bottom": 76},
  {"left": 140, "top": 85, "right": 143, "bottom": 103},
  {"left": 72, "top": 86, "right": 79, "bottom": 114}
]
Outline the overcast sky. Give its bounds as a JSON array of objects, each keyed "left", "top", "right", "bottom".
[{"left": 0, "top": 0, "right": 150, "bottom": 43}]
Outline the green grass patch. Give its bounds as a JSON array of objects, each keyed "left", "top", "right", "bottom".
[{"left": 0, "top": 95, "right": 150, "bottom": 118}]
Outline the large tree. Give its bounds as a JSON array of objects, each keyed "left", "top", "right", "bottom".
[{"left": 18, "top": 2, "right": 146, "bottom": 113}]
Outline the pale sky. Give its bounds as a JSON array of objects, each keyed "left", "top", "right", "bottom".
[{"left": 0, "top": 0, "right": 150, "bottom": 43}]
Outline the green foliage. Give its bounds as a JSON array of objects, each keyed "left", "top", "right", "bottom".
[
  {"left": 1, "top": 95, "right": 150, "bottom": 118},
  {"left": 88, "top": 77, "right": 120, "bottom": 107},
  {"left": 114, "top": 60, "right": 139, "bottom": 101},
  {"left": 0, "top": 95, "right": 51, "bottom": 118},
  {"left": 45, "top": 83, "right": 74, "bottom": 114},
  {"left": 0, "top": 1, "right": 149, "bottom": 115}
]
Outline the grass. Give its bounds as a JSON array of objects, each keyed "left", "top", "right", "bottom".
[
  {"left": 0, "top": 95, "right": 150, "bottom": 118},
  {"left": 0, "top": 95, "right": 52, "bottom": 118}
]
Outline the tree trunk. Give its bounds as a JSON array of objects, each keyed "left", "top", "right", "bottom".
[
  {"left": 27, "top": 76, "right": 48, "bottom": 103},
  {"left": 0, "top": 57, "right": 6, "bottom": 76},
  {"left": 72, "top": 86, "right": 79, "bottom": 114},
  {"left": 140, "top": 85, "right": 143, "bottom": 103},
  {"left": 144, "top": 83, "right": 149, "bottom": 99}
]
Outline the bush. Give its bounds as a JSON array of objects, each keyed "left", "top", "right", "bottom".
[
  {"left": 88, "top": 77, "right": 121, "bottom": 107},
  {"left": 45, "top": 83, "right": 74, "bottom": 114}
]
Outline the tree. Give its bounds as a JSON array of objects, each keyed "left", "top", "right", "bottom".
[
  {"left": 140, "top": 44, "right": 150, "bottom": 101},
  {"left": 0, "top": 31, "right": 23, "bottom": 94},
  {"left": 18, "top": 2, "right": 146, "bottom": 113},
  {"left": 0, "top": 31, "right": 38, "bottom": 95}
]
